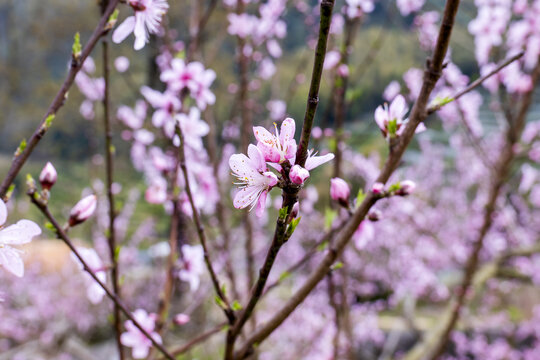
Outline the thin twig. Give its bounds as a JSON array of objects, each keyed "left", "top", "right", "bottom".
[
  {"left": 175, "top": 123, "right": 235, "bottom": 323},
  {"left": 99, "top": 1, "right": 123, "bottom": 357},
  {"left": 27, "top": 192, "right": 176, "bottom": 360},
  {"left": 0, "top": 0, "right": 120, "bottom": 200}
]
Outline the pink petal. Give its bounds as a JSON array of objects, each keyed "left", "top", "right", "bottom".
[
  {"left": 253, "top": 126, "right": 275, "bottom": 145},
  {"left": 112, "top": 16, "right": 136, "bottom": 44},
  {"left": 233, "top": 186, "right": 262, "bottom": 210},
  {"left": 279, "top": 118, "right": 296, "bottom": 145},
  {"left": 256, "top": 190, "right": 268, "bottom": 217},
  {"left": 374, "top": 105, "right": 386, "bottom": 129},
  {"left": 0, "top": 220, "right": 41, "bottom": 245},
  {"left": 389, "top": 94, "right": 407, "bottom": 120},
  {"left": 247, "top": 144, "right": 266, "bottom": 172}
]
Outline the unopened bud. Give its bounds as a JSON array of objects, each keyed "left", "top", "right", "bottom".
[
  {"left": 372, "top": 182, "right": 384, "bottom": 194},
  {"left": 69, "top": 195, "right": 97, "bottom": 226},
  {"left": 289, "top": 165, "right": 310, "bottom": 185},
  {"left": 396, "top": 180, "right": 416, "bottom": 196},
  {"left": 173, "top": 313, "right": 190, "bottom": 326},
  {"left": 368, "top": 209, "right": 382, "bottom": 221},
  {"left": 39, "top": 162, "right": 57, "bottom": 191},
  {"left": 291, "top": 202, "right": 300, "bottom": 219},
  {"left": 330, "top": 177, "right": 350, "bottom": 208}
]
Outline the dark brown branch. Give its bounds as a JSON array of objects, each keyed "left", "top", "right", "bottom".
[
  {"left": 99, "top": 2, "right": 123, "bottom": 357},
  {"left": 0, "top": 0, "right": 120, "bottom": 200},
  {"left": 27, "top": 192, "right": 176, "bottom": 360}
]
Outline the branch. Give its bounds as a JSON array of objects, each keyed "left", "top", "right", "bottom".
[
  {"left": 0, "top": 0, "right": 120, "bottom": 200},
  {"left": 234, "top": 1, "right": 461, "bottom": 357},
  {"left": 426, "top": 51, "right": 524, "bottom": 115},
  {"left": 295, "top": 0, "right": 336, "bottom": 167},
  {"left": 99, "top": 1, "right": 123, "bottom": 357},
  {"left": 166, "top": 323, "right": 226, "bottom": 357},
  {"left": 27, "top": 191, "right": 176, "bottom": 360},
  {"left": 174, "top": 123, "right": 234, "bottom": 323}
]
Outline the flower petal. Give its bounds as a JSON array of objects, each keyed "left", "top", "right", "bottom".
[
  {"left": 0, "top": 246, "right": 24, "bottom": 277},
  {"left": 279, "top": 118, "right": 296, "bottom": 145},
  {"left": 247, "top": 144, "right": 266, "bottom": 172},
  {"left": 0, "top": 220, "right": 41, "bottom": 245},
  {"left": 233, "top": 186, "right": 263, "bottom": 210},
  {"left": 112, "top": 16, "right": 136, "bottom": 44},
  {"left": 0, "top": 200, "right": 6, "bottom": 226},
  {"left": 256, "top": 190, "right": 268, "bottom": 217},
  {"left": 305, "top": 152, "right": 335, "bottom": 170}
]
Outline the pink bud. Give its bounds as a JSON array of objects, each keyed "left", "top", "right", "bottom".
[
  {"left": 69, "top": 195, "right": 97, "bottom": 226},
  {"left": 39, "top": 162, "right": 57, "bottom": 190},
  {"left": 173, "top": 313, "right": 190, "bottom": 326},
  {"left": 372, "top": 182, "right": 384, "bottom": 194},
  {"left": 337, "top": 64, "right": 349, "bottom": 77},
  {"left": 330, "top": 178, "right": 350, "bottom": 205},
  {"left": 289, "top": 165, "right": 310, "bottom": 185},
  {"left": 291, "top": 202, "right": 300, "bottom": 218},
  {"left": 396, "top": 180, "right": 416, "bottom": 196}
]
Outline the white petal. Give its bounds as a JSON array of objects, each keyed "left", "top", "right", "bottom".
[
  {"left": 0, "top": 247, "right": 24, "bottom": 277},
  {"left": 0, "top": 220, "right": 41, "bottom": 245},
  {"left": 233, "top": 186, "right": 263, "bottom": 210},
  {"left": 305, "top": 153, "right": 335, "bottom": 171},
  {"left": 0, "top": 200, "right": 6, "bottom": 226},
  {"left": 112, "top": 16, "right": 136, "bottom": 44}
]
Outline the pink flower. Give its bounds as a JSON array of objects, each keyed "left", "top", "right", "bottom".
[
  {"left": 112, "top": 0, "right": 169, "bottom": 50},
  {"left": 71, "top": 247, "right": 107, "bottom": 304},
  {"left": 396, "top": 0, "right": 425, "bottom": 16},
  {"left": 178, "top": 244, "right": 204, "bottom": 291},
  {"left": 353, "top": 220, "right": 374, "bottom": 250},
  {"left": 330, "top": 178, "right": 350, "bottom": 203},
  {"left": 39, "top": 162, "right": 57, "bottom": 190},
  {"left": 120, "top": 309, "right": 162, "bottom": 359},
  {"left": 229, "top": 144, "right": 278, "bottom": 217},
  {"left": 69, "top": 195, "right": 97, "bottom": 226},
  {"left": 145, "top": 177, "right": 168, "bottom": 204},
  {"left": 140, "top": 86, "right": 181, "bottom": 137},
  {"left": 253, "top": 118, "right": 297, "bottom": 164},
  {"left": 117, "top": 100, "right": 147, "bottom": 130},
  {"left": 176, "top": 108, "right": 210, "bottom": 151},
  {"left": 0, "top": 200, "right": 41, "bottom": 277},
  {"left": 290, "top": 165, "right": 310, "bottom": 185},
  {"left": 374, "top": 94, "right": 409, "bottom": 139}
]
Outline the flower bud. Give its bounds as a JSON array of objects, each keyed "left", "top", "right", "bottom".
[
  {"left": 291, "top": 202, "right": 300, "bottom": 218},
  {"left": 69, "top": 195, "right": 97, "bottom": 226},
  {"left": 396, "top": 180, "right": 416, "bottom": 196},
  {"left": 371, "top": 182, "right": 384, "bottom": 194},
  {"left": 289, "top": 165, "right": 310, "bottom": 185},
  {"left": 368, "top": 209, "right": 382, "bottom": 222},
  {"left": 39, "top": 162, "right": 57, "bottom": 191},
  {"left": 173, "top": 313, "right": 190, "bottom": 326},
  {"left": 330, "top": 178, "right": 350, "bottom": 207}
]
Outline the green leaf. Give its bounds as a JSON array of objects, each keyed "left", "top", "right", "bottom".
[
  {"left": 286, "top": 217, "right": 301, "bottom": 237},
  {"left": 387, "top": 119, "right": 398, "bottom": 137},
  {"left": 15, "top": 139, "right": 27, "bottom": 157},
  {"left": 355, "top": 189, "right": 365, "bottom": 208},
  {"left": 26, "top": 174, "right": 36, "bottom": 189},
  {"left": 107, "top": 9, "right": 119, "bottom": 27},
  {"left": 278, "top": 206, "right": 289, "bottom": 220},
  {"left": 331, "top": 261, "right": 344, "bottom": 270},
  {"left": 215, "top": 295, "right": 226, "bottom": 309},
  {"left": 232, "top": 300, "right": 242, "bottom": 311},
  {"left": 72, "top": 32, "right": 82, "bottom": 59},
  {"left": 5, "top": 184, "right": 15, "bottom": 200},
  {"left": 114, "top": 245, "right": 121, "bottom": 262},
  {"left": 45, "top": 222, "right": 56, "bottom": 232},
  {"left": 324, "top": 208, "right": 337, "bottom": 230},
  {"left": 431, "top": 96, "right": 454, "bottom": 108},
  {"left": 279, "top": 271, "right": 291, "bottom": 282},
  {"left": 388, "top": 182, "right": 401, "bottom": 193},
  {"left": 316, "top": 240, "right": 328, "bottom": 252},
  {"left": 44, "top": 114, "right": 55, "bottom": 129}
]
